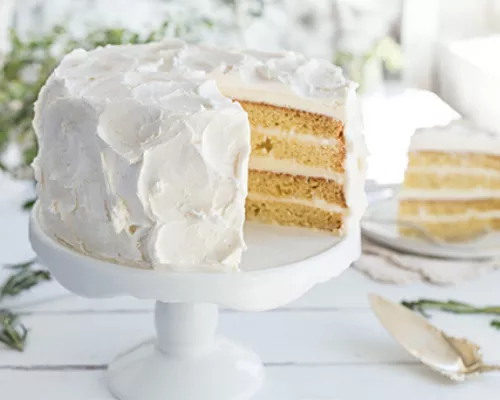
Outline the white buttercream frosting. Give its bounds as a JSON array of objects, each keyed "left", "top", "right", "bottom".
[
  {"left": 409, "top": 119, "right": 500, "bottom": 156},
  {"left": 33, "top": 39, "right": 365, "bottom": 271},
  {"left": 399, "top": 188, "right": 500, "bottom": 200},
  {"left": 402, "top": 209, "right": 500, "bottom": 222}
]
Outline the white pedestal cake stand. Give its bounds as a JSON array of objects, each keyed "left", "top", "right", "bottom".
[{"left": 29, "top": 205, "right": 360, "bottom": 400}]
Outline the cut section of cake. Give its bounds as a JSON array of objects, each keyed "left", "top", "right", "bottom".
[
  {"left": 398, "top": 119, "right": 500, "bottom": 241},
  {"left": 243, "top": 102, "right": 347, "bottom": 233},
  {"left": 32, "top": 40, "right": 367, "bottom": 271}
]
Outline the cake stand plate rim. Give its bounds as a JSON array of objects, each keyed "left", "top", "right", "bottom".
[{"left": 29, "top": 204, "right": 360, "bottom": 311}]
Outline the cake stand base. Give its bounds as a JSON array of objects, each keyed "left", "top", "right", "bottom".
[
  {"left": 107, "top": 302, "right": 263, "bottom": 400},
  {"left": 107, "top": 339, "right": 263, "bottom": 400}
]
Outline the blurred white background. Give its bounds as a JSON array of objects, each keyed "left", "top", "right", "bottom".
[{"left": 0, "top": 0, "right": 499, "bottom": 184}]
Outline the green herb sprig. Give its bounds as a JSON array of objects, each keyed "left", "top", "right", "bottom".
[
  {"left": 1, "top": 259, "right": 52, "bottom": 352},
  {"left": 1, "top": 259, "right": 50, "bottom": 300},
  {"left": 0, "top": 258, "right": 51, "bottom": 351},
  {"left": 0, "top": 310, "right": 28, "bottom": 352},
  {"left": 402, "top": 299, "right": 500, "bottom": 331},
  {"left": 491, "top": 320, "right": 500, "bottom": 330}
]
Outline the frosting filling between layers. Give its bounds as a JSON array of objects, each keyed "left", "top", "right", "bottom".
[
  {"left": 249, "top": 156, "right": 344, "bottom": 181},
  {"left": 400, "top": 210, "right": 500, "bottom": 222},
  {"left": 246, "top": 193, "right": 346, "bottom": 213},
  {"left": 399, "top": 189, "right": 500, "bottom": 200},
  {"left": 405, "top": 166, "right": 500, "bottom": 176},
  {"left": 251, "top": 127, "right": 340, "bottom": 145}
]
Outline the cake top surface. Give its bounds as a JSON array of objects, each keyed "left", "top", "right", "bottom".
[
  {"left": 54, "top": 39, "right": 355, "bottom": 119},
  {"left": 409, "top": 118, "right": 500, "bottom": 156}
]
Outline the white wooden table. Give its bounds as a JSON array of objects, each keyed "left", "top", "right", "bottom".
[{"left": 1, "top": 89, "right": 499, "bottom": 399}]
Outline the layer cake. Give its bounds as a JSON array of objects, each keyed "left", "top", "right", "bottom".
[{"left": 33, "top": 40, "right": 367, "bottom": 271}]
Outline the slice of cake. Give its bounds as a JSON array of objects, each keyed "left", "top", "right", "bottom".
[
  {"left": 33, "top": 40, "right": 366, "bottom": 271},
  {"left": 399, "top": 119, "right": 500, "bottom": 241}
]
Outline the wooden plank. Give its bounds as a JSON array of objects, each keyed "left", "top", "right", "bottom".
[
  {"left": 0, "top": 309, "right": 498, "bottom": 367},
  {"left": 12, "top": 267, "right": 500, "bottom": 313},
  {"left": 0, "top": 365, "right": 498, "bottom": 400}
]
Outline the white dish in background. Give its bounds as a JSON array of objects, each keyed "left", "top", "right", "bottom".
[{"left": 362, "top": 190, "right": 500, "bottom": 260}]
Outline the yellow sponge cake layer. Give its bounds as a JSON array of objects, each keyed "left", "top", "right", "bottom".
[
  {"left": 399, "top": 218, "right": 500, "bottom": 242},
  {"left": 239, "top": 100, "right": 344, "bottom": 139},
  {"left": 248, "top": 170, "right": 345, "bottom": 205},
  {"left": 408, "top": 151, "right": 500, "bottom": 171},
  {"left": 403, "top": 172, "right": 500, "bottom": 190},
  {"left": 251, "top": 131, "right": 345, "bottom": 171},
  {"left": 246, "top": 197, "right": 343, "bottom": 233}
]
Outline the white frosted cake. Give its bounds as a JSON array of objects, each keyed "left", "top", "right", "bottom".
[
  {"left": 399, "top": 119, "right": 500, "bottom": 241},
  {"left": 33, "top": 40, "right": 366, "bottom": 271}
]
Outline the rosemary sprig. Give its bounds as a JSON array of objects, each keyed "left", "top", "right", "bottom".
[
  {"left": 0, "top": 259, "right": 50, "bottom": 351},
  {"left": 1, "top": 260, "right": 50, "bottom": 300},
  {"left": 0, "top": 310, "right": 28, "bottom": 352},
  {"left": 5, "top": 258, "right": 36, "bottom": 270},
  {"left": 402, "top": 299, "right": 500, "bottom": 331}
]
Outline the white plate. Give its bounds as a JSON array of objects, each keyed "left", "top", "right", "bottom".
[{"left": 362, "top": 191, "right": 500, "bottom": 260}]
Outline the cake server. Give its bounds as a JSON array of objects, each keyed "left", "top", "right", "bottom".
[{"left": 369, "top": 294, "right": 500, "bottom": 380}]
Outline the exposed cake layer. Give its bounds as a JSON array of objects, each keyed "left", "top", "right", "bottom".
[
  {"left": 402, "top": 172, "right": 500, "bottom": 191},
  {"left": 237, "top": 101, "right": 345, "bottom": 139},
  {"left": 248, "top": 170, "right": 346, "bottom": 206},
  {"left": 249, "top": 156, "right": 344, "bottom": 180},
  {"left": 251, "top": 127, "right": 340, "bottom": 145},
  {"left": 246, "top": 196, "right": 343, "bottom": 233},
  {"left": 251, "top": 131, "right": 344, "bottom": 171},
  {"left": 399, "top": 199, "right": 500, "bottom": 241},
  {"left": 399, "top": 198, "right": 500, "bottom": 217},
  {"left": 247, "top": 193, "right": 346, "bottom": 213},
  {"left": 399, "top": 219, "right": 500, "bottom": 242},
  {"left": 407, "top": 151, "right": 500, "bottom": 171}
]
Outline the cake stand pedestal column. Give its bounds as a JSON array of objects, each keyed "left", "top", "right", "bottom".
[{"left": 107, "top": 302, "right": 263, "bottom": 400}]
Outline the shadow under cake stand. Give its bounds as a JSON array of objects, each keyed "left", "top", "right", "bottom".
[{"left": 29, "top": 205, "right": 360, "bottom": 400}]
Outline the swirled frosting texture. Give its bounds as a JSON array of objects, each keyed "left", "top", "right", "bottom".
[{"left": 33, "top": 39, "right": 364, "bottom": 271}]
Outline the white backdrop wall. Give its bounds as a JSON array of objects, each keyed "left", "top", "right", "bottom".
[{"left": 2, "top": 0, "right": 500, "bottom": 91}]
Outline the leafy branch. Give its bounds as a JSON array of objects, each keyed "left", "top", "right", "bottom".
[
  {"left": 0, "top": 258, "right": 51, "bottom": 351},
  {"left": 402, "top": 299, "right": 500, "bottom": 331}
]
